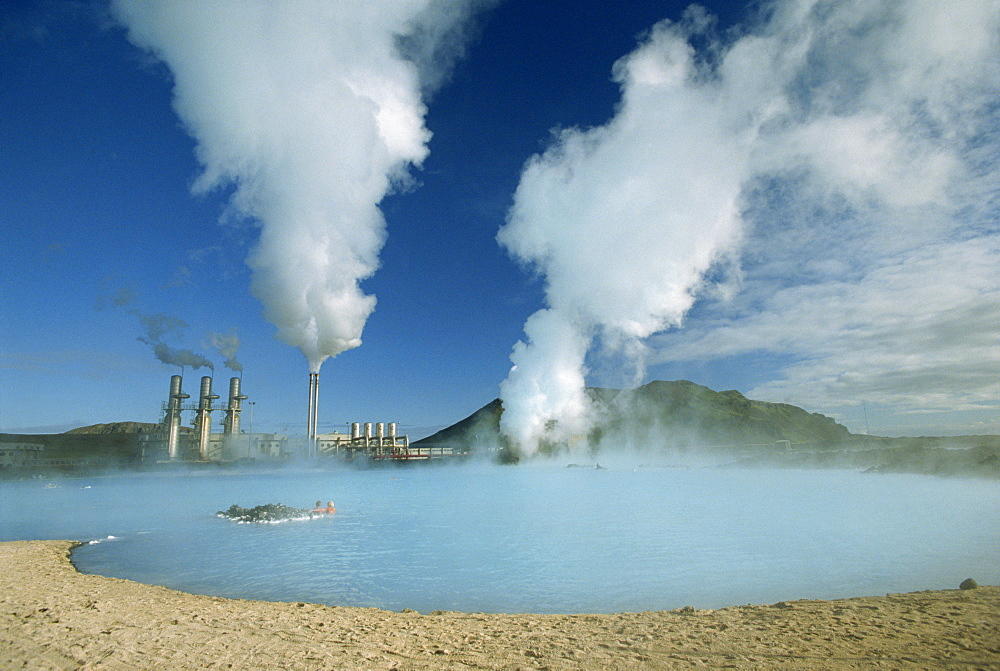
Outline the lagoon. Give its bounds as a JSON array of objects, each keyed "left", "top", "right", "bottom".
[{"left": 3, "top": 463, "right": 998, "bottom": 614}]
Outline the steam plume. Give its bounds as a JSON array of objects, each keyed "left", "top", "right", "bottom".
[
  {"left": 498, "top": 1, "right": 999, "bottom": 453},
  {"left": 135, "top": 311, "right": 213, "bottom": 371},
  {"left": 136, "top": 312, "right": 186, "bottom": 345},
  {"left": 208, "top": 330, "right": 242, "bottom": 373},
  {"left": 152, "top": 343, "right": 213, "bottom": 371},
  {"left": 112, "top": 0, "right": 484, "bottom": 373}
]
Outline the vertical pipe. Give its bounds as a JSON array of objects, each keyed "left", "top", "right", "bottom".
[
  {"left": 166, "top": 375, "right": 189, "bottom": 460},
  {"left": 306, "top": 374, "right": 314, "bottom": 443},
  {"left": 312, "top": 373, "right": 320, "bottom": 456},
  {"left": 196, "top": 376, "right": 218, "bottom": 460},
  {"left": 224, "top": 377, "right": 246, "bottom": 436},
  {"left": 307, "top": 373, "right": 320, "bottom": 453},
  {"left": 313, "top": 374, "right": 319, "bottom": 441}
]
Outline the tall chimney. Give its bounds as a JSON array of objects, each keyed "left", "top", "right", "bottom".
[
  {"left": 166, "top": 375, "right": 189, "bottom": 460},
  {"left": 223, "top": 377, "right": 248, "bottom": 436},
  {"left": 195, "top": 376, "right": 219, "bottom": 460},
  {"left": 307, "top": 373, "right": 320, "bottom": 450}
]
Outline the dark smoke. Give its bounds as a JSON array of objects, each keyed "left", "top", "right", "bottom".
[
  {"left": 152, "top": 342, "right": 213, "bottom": 371},
  {"left": 133, "top": 310, "right": 214, "bottom": 371},
  {"left": 208, "top": 330, "right": 242, "bottom": 373},
  {"left": 136, "top": 312, "right": 186, "bottom": 344}
]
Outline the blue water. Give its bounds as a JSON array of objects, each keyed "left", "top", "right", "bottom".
[{"left": 2, "top": 464, "right": 998, "bottom": 613}]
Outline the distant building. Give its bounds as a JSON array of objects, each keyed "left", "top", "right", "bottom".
[{"left": 0, "top": 442, "right": 43, "bottom": 469}]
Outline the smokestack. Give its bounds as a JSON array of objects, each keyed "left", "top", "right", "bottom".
[
  {"left": 223, "top": 377, "right": 248, "bottom": 436},
  {"left": 195, "top": 376, "right": 219, "bottom": 460},
  {"left": 307, "top": 373, "right": 320, "bottom": 450},
  {"left": 166, "top": 374, "right": 189, "bottom": 460}
]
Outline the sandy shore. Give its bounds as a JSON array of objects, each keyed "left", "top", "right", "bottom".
[{"left": 1, "top": 540, "right": 997, "bottom": 670}]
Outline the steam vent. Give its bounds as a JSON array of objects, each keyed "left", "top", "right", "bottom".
[{"left": 141, "top": 374, "right": 456, "bottom": 463}]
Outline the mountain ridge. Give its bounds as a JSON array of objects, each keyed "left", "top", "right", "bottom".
[{"left": 415, "top": 379, "right": 850, "bottom": 453}]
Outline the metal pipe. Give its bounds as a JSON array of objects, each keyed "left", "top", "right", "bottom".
[
  {"left": 166, "top": 375, "right": 189, "bottom": 460},
  {"left": 196, "top": 376, "right": 219, "bottom": 460},
  {"left": 307, "top": 373, "right": 320, "bottom": 449},
  {"left": 223, "top": 377, "right": 247, "bottom": 436}
]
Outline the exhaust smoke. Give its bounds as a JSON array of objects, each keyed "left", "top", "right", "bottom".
[
  {"left": 111, "top": 1, "right": 490, "bottom": 430},
  {"left": 208, "top": 330, "right": 242, "bottom": 373}
]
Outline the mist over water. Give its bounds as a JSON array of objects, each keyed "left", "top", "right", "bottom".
[{"left": 4, "top": 465, "right": 998, "bottom": 614}]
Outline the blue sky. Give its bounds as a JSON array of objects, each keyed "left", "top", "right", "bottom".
[{"left": 2, "top": 0, "right": 998, "bottom": 442}]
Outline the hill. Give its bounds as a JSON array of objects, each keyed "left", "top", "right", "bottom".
[
  {"left": 64, "top": 422, "right": 159, "bottom": 435},
  {"left": 414, "top": 380, "right": 1000, "bottom": 477},
  {"left": 416, "top": 380, "right": 849, "bottom": 454},
  {"left": 589, "top": 380, "right": 849, "bottom": 446}
]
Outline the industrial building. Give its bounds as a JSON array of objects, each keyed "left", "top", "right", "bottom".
[
  {"left": 313, "top": 423, "right": 455, "bottom": 461},
  {"left": 139, "top": 374, "right": 276, "bottom": 462},
  {"left": 143, "top": 374, "right": 426, "bottom": 462}
]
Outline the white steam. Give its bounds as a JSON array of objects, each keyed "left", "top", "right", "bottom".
[
  {"left": 497, "top": 8, "right": 751, "bottom": 452},
  {"left": 112, "top": 0, "right": 481, "bottom": 374},
  {"left": 498, "top": 0, "right": 1000, "bottom": 452}
]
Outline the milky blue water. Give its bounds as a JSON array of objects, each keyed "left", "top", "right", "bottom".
[{"left": 2, "top": 464, "right": 998, "bottom": 613}]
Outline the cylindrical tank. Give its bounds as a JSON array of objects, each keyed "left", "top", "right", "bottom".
[
  {"left": 169, "top": 374, "right": 182, "bottom": 399},
  {"left": 199, "top": 376, "right": 212, "bottom": 402},
  {"left": 196, "top": 376, "right": 218, "bottom": 460},
  {"left": 388, "top": 422, "right": 397, "bottom": 438},
  {"left": 166, "top": 375, "right": 189, "bottom": 461},
  {"left": 364, "top": 422, "right": 373, "bottom": 439},
  {"left": 376, "top": 422, "right": 385, "bottom": 439},
  {"left": 351, "top": 422, "right": 361, "bottom": 440},
  {"left": 224, "top": 377, "right": 247, "bottom": 436}
]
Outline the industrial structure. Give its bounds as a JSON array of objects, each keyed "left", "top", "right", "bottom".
[
  {"left": 307, "top": 372, "right": 319, "bottom": 448},
  {"left": 142, "top": 374, "right": 437, "bottom": 463},
  {"left": 315, "top": 424, "right": 463, "bottom": 461},
  {"left": 142, "top": 374, "right": 275, "bottom": 462}
]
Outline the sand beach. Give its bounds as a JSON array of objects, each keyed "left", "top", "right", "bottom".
[{"left": 2, "top": 540, "right": 998, "bottom": 669}]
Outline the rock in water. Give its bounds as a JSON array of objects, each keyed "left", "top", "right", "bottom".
[
  {"left": 217, "top": 503, "right": 312, "bottom": 523},
  {"left": 960, "top": 578, "right": 979, "bottom": 590}
]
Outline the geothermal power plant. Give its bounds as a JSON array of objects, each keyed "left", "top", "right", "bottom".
[{"left": 142, "top": 374, "right": 455, "bottom": 463}]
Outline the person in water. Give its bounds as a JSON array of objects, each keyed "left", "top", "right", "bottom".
[{"left": 311, "top": 500, "right": 336, "bottom": 514}]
